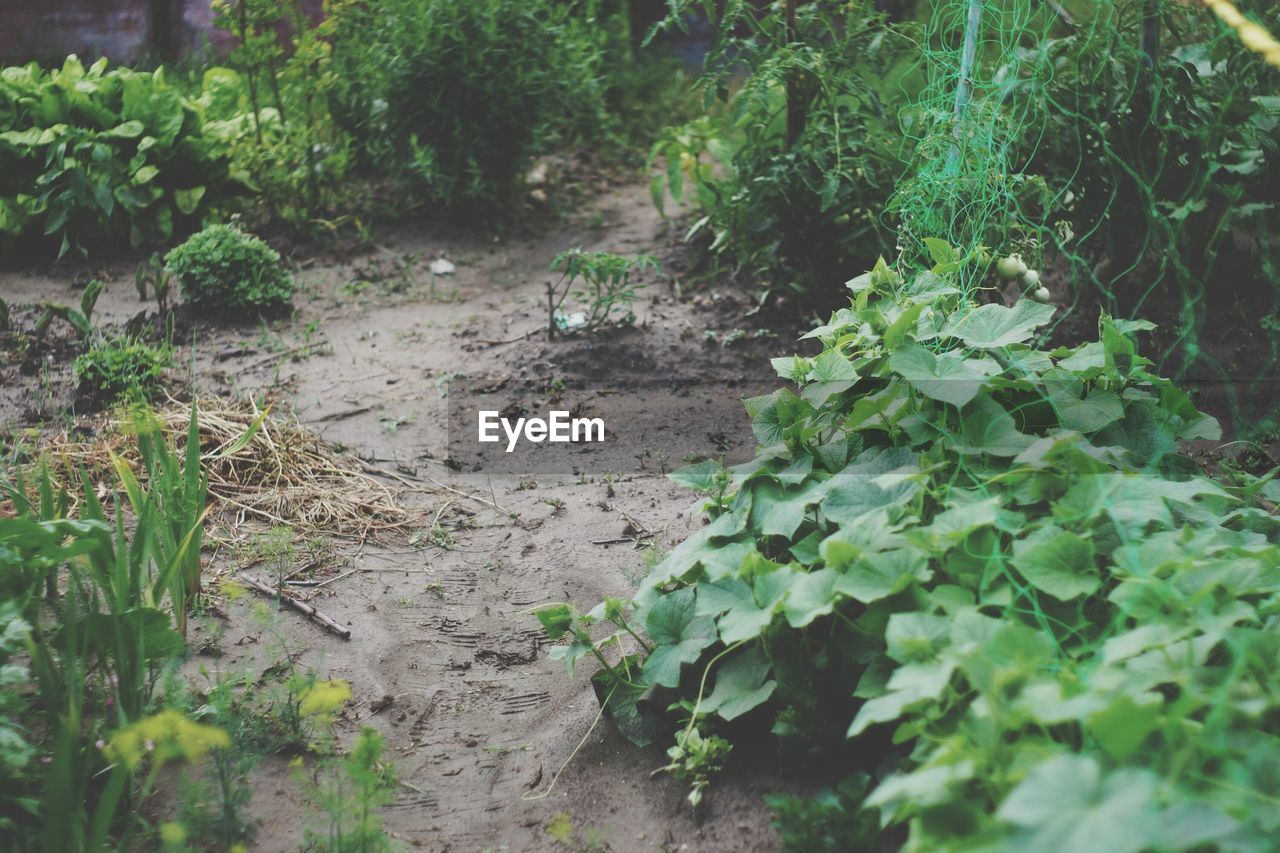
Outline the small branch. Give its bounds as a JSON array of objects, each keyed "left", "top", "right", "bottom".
[
  {"left": 286, "top": 567, "right": 358, "bottom": 589},
  {"left": 214, "top": 347, "right": 259, "bottom": 362},
  {"left": 424, "top": 476, "right": 512, "bottom": 516},
  {"left": 284, "top": 558, "right": 322, "bottom": 581},
  {"left": 313, "top": 405, "right": 376, "bottom": 423},
  {"left": 232, "top": 343, "right": 329, "bottom": 375},
  {"left": 478, "top": 328, "right": 539, "bottom": 347},
  {"left": 238, "top": 573, "right": 352, "bottom": 640}
]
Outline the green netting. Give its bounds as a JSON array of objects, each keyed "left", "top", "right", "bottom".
[{"left": 888, "top": 0, "right": 1279, "bottom": 418}]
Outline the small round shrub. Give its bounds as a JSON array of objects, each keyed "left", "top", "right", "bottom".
[
  {"left": 74, "top": 336, "right": 172, "bottom": 403},
  {"left": 165, "top": 224, "right": 294, "bottom": 314}
]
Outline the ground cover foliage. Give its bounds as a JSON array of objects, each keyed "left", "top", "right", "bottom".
[
  {"left": 0, "top": 0, "right": 681, "bottom": 253},
  {"left": 647, "top": 0, "right": 920, "bottom": 294},
  {"left": 164, "top": 223, "right": 295, "bottom": 314},
  {"left": 540, "top": 246, "right": 1280, "bottom": 848},
  {"left": 0, "top": 405, "right": 391, "bottom": 849}
]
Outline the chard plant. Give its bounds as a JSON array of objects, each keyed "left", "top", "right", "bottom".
[
  {"left": 542, "top": 244, "right": 1280, "bottom": 847},
  {"left": 0, "top": 58, "right": 231, "bottom": 258}
]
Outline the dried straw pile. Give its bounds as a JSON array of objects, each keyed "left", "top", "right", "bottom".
[{"left": 33, "top": 396, "right": 417, "bottom": 539}]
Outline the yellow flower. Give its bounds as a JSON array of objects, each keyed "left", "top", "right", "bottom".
[
  {"left": 298, "top": 679, "right": 352, "bottom": 716},
  {"left": 218, "top": 578, "right": 246, "bottom": 601},
  {"left": 159, "top": 822, "right": 187, "bottom": 846},
  {"left": 106, "top": 710, "right": 230, "bottom": 771}
]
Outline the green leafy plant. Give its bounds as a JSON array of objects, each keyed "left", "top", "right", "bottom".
[
  {"left": 0, "top": 57, "right": 233, "bottom": 258},
  {"left": 547, "top": 249, "right": 659, "bottom": 337},
  {"left": 135, "top": 253, "right": 175, "bottom": 316},
  {"left": 73, "top": 336, "right": 172, "bottom": 403},
  {"left": 206, "top": 1, "right": 358, "bottom": 229},
  {"left": 31, "top": 279, "right": 103, "bottom": 347},
  {"left": 110, "top": 404, "right": 223, "bottom": 639},
  {"left": 327, "top": 0, "right": 609, "bottom": 213},
  {"left": 1016, "top": 3, "right": 1280, "bottom": 383},
  {"left": 545, "top": 247, "right": 1280, "bottom": 843},
  {"left": 180, "top": 667, "right": 262, "bottom": 849},
  {"left": 165, "top": 223, "right": 294, "bottom": 315},
  {"left": 655, "top": 725, "right": 731, "bottom": 809},
  {"left": 766, "top": 775, "right": 881, "bottom": 852},
  {"left": 176, "top": 652, "right": 354, "bottom": 846},
  {"left": 0, "top": 482, "right": 185, "bottom": 847},
  {"left": 0, "top": 402, "right": 262, "bottom": 848},
  {"left": 0, "top": 603, "right": 37, "bottom": 835},
  {"left": 646, "top": 2, "right": 918, "bottom": 298}
]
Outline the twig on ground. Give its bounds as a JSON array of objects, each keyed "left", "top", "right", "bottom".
[
  {"left": 313, "top": 404, "right": 375, "bottom": 423},
  {"left": 238, "top": 573, "right": 352, "bottom": 640},
  {"left": 478, "top": 328, "right": 538, "bottom": 347},
  {"left": 232, "top": 343, "right": 330, "bottom": 374},
  {"left": 423, "top": 475, "right": 512, "bottom": 515}
]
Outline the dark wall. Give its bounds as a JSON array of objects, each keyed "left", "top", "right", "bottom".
[
  {"left": 0, "top": 0, "right": 323, "bottom": 65},
  {"left": 0, "top": 0, "right": 153, "bottom": 64}
]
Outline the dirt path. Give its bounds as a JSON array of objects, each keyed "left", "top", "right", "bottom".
[{"left": 1, "top": 176, "right": 808, "bottom": 850}]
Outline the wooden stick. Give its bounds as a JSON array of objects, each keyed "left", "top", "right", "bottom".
[
  {"left": 313, "top": 404, "right": 376, "bottom": 423},
  {"left": 238, "top": 573, "right": 352, "bottom": 640},
  {"left": 424, "top": 475, "right": 512, "bottom": 515},
  {"left": 478, "top": 328, "right": 538, "bottom": 347},
  {"left": 289, "top": 567, "right": 358, "bottom": 589},
  {"left": 230, "top": 343, "right": 328, "bottom": 374}
]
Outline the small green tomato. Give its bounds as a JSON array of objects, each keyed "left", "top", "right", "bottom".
[
  {"left": 1032, "top": 286, "right": 1051, "bottom": 303},
  {"left": 1021, "top": 269, "right": 1040, "bottom": 287},
  {"left": 996, "top": 255, "right": 1024, "bottom": 280}
]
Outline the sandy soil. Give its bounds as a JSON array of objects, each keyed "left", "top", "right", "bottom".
[{"left": 1, "top": 176, "right": 815, "bottom": 851}]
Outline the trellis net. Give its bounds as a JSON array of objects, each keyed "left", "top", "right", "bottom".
[{"left": 888, "top": 0, "right": 1278, "bottom": 428}]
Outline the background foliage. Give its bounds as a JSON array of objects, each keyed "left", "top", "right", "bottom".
[
  {"left": 327, "top": 0, "right": 613, "bottom": 213},
  {"left": 648, "top": 0, "right": 1280, "bottom": 396}
]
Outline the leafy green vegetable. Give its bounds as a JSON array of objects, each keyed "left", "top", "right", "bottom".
[
  {"left": 644, "top": 588, "right": 716, "bottom": 687},
  {"left": 0, "top": 57, "right": 234, "bottom": 257},
  {"left": 541, "top": 247, "right": 1280, "bottom": 845}
]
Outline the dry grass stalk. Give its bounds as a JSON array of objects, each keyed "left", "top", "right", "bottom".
[{"left": 21, "top": 395, "right": 420, "bottom": 540}]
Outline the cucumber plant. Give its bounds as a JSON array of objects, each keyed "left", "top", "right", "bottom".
[{"left": 543, "top": 244, "right": 1280, "bottom": 847}]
